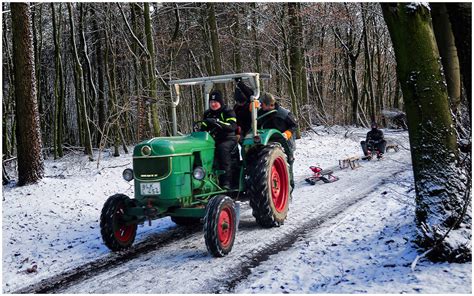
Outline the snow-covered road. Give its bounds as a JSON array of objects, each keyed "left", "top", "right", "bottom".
[{"left": 3, "top": 127, "right": 471, "bottom": 293}]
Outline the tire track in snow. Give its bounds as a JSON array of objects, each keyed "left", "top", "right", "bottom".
[
  {"left": 215, "top": 167, "right": 410, "bottom": 293},
  {"left": 12, "top": 225, "right": 201, "bottom": 294},
  {"left": 14, "top": 163, "right": 409, "bottom": 294}
]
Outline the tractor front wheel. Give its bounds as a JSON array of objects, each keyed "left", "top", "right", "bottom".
[
  {"left": 204, "top": 195, "right": 237, "bottom": 257},
  {"left": 100, "top": 194, "right": 137, "bottom": 251},
  {"left": 247, "top": 144, "right": 290, "bottom": 227}
]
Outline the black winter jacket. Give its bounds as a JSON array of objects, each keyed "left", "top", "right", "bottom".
[
  {"left": 201, "top": 106, "right": 237, "bottom": 143},
  {"left": 257, "top": 103, "right": 298, "bottom": 150},
  {"left": 366, "top": 128, "right": 384, "bottom": 144},
  {"left": 233, "top": 81, "right": 254, "bottom": 136},
  {"left": 257, "top": 103, "right": 297, "bottom": 135}
]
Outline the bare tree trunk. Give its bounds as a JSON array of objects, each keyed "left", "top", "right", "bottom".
[
  {"left": 91, "top": 5, "right": 106, "bottom": 147},
  {"left": 130, "top": 4, "right": 147, "bottom": 142},
  {"left": 51, "top": 3, "right": 65, "bottom": 159},
  {"left": 80, "top": 4, "right": 98, "bottom": 142},
  {"left": 382, "top": 3, "right": 470, "bottom": 262},
  {"left": 334, "top": 25, "right": 363, "bottom": 126},
  {"left": 11, "top": 3, "right": 44, "bottom": 185},
  {"left": 251, "top": 3, "right": 261, "bottom": 74},
  {"left": 144, "top": 3, "right": 161, "bottom": 136},
  {"left": 206, "top": 2, "right": 225, "bottom": 96},
  {"left": 68, "top": 3, "right": 94, "bottom": 161},
  {"left": 361, "top": 4, "right": 376, "bottom": 122},
  {"left": 231, "top": 4, "right": 242, "bottom": 73},
  {"left": 431, "top": 3, "right": 462, "bottom": 114},
  {"left": 104, "top": 21, "right": 120, "bottom": 157},
  {"left": 32, "top": 4, "right": 44, "bottom": 138},
  {"left": 446, "top": 3, "right": 471, "bottom": 116},
  {"left": 3, "top": 6, "right": 14, "bottom": 158}
]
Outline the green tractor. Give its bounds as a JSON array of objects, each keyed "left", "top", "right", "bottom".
[{"left": 100, "top": 73, "right": 294, "bottom": 257}]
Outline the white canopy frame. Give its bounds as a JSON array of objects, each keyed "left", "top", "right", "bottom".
[{"left": 168, "top": 73, "right": 271, "bottom": 137}]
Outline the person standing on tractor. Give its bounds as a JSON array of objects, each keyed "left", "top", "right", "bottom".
[
  {"left": 233, "top": 79, "right": 254, "bottom": 141},
  {"left": 257, "top": 92, "right": 298, "bottom": 189},
  {"left": 361, "top": 121, "right": 387, "bottom": 159},
  {"left": 257, "top": 93, "right": 298, "bottom": 151},
  {"left": 201, "top": 90, "right": 239, "bottom": 189}
]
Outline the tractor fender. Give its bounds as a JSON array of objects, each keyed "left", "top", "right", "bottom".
[{"left": 242, "top": 129, "right": 292, "bottom": 160}]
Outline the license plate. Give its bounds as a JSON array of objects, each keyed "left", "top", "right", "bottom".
[{"left": 140, "top": 182, "right": 161, "bottom": 195}]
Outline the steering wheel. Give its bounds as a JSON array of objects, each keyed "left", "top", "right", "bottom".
[
  {"left": 193, "top": 121, "right": 204, "bottom": 132},
  {"left": 193, "top": 120, "right": 223, "bottom": 133}
]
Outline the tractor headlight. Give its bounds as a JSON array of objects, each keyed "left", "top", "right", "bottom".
[
  {"left": 122, "top": 168, "right": 134, "bottom": 181},
  {"left": 193, "top": 166, "right": 206, "bottom": 180},
  {"left": 141, "top": 145, "right": 152, "bottom": 156}
]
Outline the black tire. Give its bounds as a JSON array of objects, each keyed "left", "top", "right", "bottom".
[
  {"left": 171, "top": 216, "right": 201, "bottom": 226},
  {"left": 246, "top": 144, "right": 290, "bottom": 228},
  {"left": 100, "top": 194, "right": 137, "bottom": 251},
  {"left": 204, "top": 195, "right": 237, "bottom": 257}
]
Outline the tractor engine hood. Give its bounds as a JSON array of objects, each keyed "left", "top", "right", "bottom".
[{"left": 133, "top": 132, "right": 215, "bottom": 158}]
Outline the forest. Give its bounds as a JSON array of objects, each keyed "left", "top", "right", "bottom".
[
  {"left": 2, "top": 2, "right": 406, "bottom": 159},
  {"left": 2, "top": 3, "right": 471, "bottom": 262}
]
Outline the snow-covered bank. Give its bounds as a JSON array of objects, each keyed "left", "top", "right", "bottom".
[
  {"left": 2, "top": 126, "right": 471, "bottom": 293},
  {"left": 234, "top": 169, "right": 471, "bottom": 293}
]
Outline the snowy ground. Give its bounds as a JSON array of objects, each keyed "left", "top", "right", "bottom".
[{"left": 2, "top": 126, "right": 471, "bottom": 293}]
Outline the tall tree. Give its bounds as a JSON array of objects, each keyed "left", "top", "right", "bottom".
[
  {"left": 51, "top": 3, "right": 65, "bottom": 159},
  {"left": 11, "top": 3, "right": 44, "bottom": 185},
  {"left": 144, "top": 3, "right": 161, "bottom": 136},
  {"left": 446, "top": 3, "right": 471, "bottom": 117},
  {"left": 431, "top": 3, "right": 461, "bottom": 114},
  {"left": 68, "top": 3, "right": 94, "bottom": 161},
  {"left": 382, "top": 3, "right": 470, "bottom": 262},
  {"left": 130, "top": 3, "right": 148, "bottom": 141},
  {"left": 251, "top": 2, "right": 261, "bottom": 74},
  {"left": 91, "top": 5, "right": 107, "bottom": 147},
  {"left": 333, "top": 5, "right": 364, "bottom": 126},
  {"left": 287, "top": 2, "right": 303, "bottom": 137},
  {"left": 206, "top": 3, "right": 223, "bottom": 79},
  {"left": 231, "top": 4, "right": 242, "bottom": 73}
]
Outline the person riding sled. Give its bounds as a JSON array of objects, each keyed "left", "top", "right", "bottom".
[{"left": 360, "top": 121, "right": 386, "bottom": 159}]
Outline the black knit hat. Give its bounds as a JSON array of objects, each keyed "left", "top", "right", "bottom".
[
  {"left": 371, "top": 121, "right": 378, "bottom": 129},
  {"left": 209, "top": 90, "right": 224, "bottom": 105}
]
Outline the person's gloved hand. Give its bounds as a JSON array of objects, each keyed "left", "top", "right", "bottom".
[
  {"left": 205, "top": 118, "right": 219, "bottom": 126},
  {"left": 234, "top": 77, "right": 242, "bottom": 83}
]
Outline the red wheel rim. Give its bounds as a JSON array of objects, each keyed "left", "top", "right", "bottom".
[
  {"left": 114, "top": 203, "right": 134, "bottom": 243},
  {"left": 217, "top": 206, "right": 233, "bottom": 248},
  {"left": 270, "top": 157, "right": 289, "bottom": 212}
]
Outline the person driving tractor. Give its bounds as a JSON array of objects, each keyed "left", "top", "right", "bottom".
[
  {"left": 201, "top": 90, "right": 239, "bottom": 189},
  {"left": 360, "top": 121, "right": 386, "bottom": 159}
]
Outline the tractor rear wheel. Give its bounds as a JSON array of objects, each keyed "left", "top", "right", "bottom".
[
  {"left": 100, "top": 194, "right": 137, "bottom": 251},
  {"left": 204, "top": 195, "right": 237, "bottom": 257},
  {"left": 247, "top": 144, "right": 290, "bottom": 227},
  {"left": 171, "top": 216, "right": 201, "bottom": 226}
]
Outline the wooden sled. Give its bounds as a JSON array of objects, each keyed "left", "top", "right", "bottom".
[
  {"left": 339, "top": 156, "right": 360, "bottom": 169},
  {"left": 385, "top": 143, "right": 399, "bottom": 152}
]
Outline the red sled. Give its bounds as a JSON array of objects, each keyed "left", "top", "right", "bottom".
[{"left": 305, "top": 166, "right": 339, "bottom": 185}]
